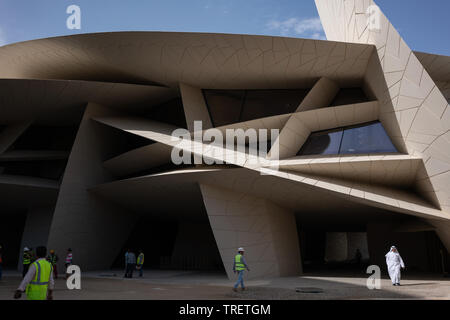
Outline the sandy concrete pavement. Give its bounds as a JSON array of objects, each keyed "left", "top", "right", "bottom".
[{"left": 0, "top": 270, "right": 448, "bottom": 300}]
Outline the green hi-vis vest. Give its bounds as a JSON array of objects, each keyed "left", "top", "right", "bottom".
[
  {"left": 137, "top": 253, "right": 144, "bottom": 265},
  {"left": 26, "top": 260, "right": 52, "bottom": 300},
  {"left": 235, "top": 254, "right": 245, "bottom": 271},
  {"left": 23, "top": 252, "right": 31, "bottom": 265},
  {"left": 47, "top": 254, "right": 57, "bottom": 265}
]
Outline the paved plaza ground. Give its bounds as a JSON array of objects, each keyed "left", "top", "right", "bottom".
[{"left": 0, "top": 270, "right": 449, "bottom": 300}]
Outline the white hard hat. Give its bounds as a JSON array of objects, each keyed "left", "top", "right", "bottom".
[
  {"left": 24, "top": 247, "right": 30, "bottom": 251},
  {"left": 238, "top": 247, "right": 245, "bottom": 252}
]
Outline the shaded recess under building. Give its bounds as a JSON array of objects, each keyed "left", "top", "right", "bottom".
[{"left": 0, "top": 0, "right": 450, "bottom": 280}]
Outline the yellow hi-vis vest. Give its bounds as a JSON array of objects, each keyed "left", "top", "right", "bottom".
[
  {"left": 235, "top": 254, "right": 245, "bottom": 271},
  {"left": 137, "top": 253, "right": 144, "bottom": 265},
  {"left": 26, "top": 259, "right": 52, "bottom": 300},
  {"left": 23, "top": 252, "right": 31, "bottom": 265}
]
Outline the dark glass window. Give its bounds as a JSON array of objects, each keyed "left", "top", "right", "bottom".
[
  {"left": 329, "top": 88, "right": 369, "bottom": 107},
  {"left": 145, "top": 98, "right": 187, "bottom": 129},
  {"left": 298, "top": 129, "right": 343, "bottom": 156},
  {"left": 240, "top": 90, "right": 308, "bottom": 122},
  {"left": 203, "top": 89, "right": 308, "bottom": 127},
  {"left": 340, "top": 122, "right": 397, "bottom": 154},
  {"left": 203, "top": 90, "right": 244, "bottom": 127},
  {"left": 297, "top": 121, "right": 397, "bottom": 156},
  {"left": 11, "top": 126, "right": 78, "bottom": 151}
]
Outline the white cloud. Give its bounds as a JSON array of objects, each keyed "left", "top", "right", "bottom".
[
  {"left": 311, "top": 32, "right": 326, "bottom": 40},
  {"left": 266, "top": 17, "right": 325, "bottom": 39}
]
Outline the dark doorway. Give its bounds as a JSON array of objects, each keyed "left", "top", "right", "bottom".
[
  {"left": 425, "top": 231, "right": 449, "bottom": 274},
  {"left": 112, "top": 218, "right": 178, "bottom": 270},
  {"left": 0, "top": 210, "right": 27, "bottom": 268},
  {"left": 112, "top": 216, "right": 224, "bottom": 272},
  {"left": 298, "top": 221, "right": 370, "bottom": 273}
]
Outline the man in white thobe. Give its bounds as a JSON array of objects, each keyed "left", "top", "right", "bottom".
[{"left": 385, "top": 246, "right": 405, "bottom": 286}]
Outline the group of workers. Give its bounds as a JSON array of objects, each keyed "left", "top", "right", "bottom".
[
  {"left": 10, "top": 246, "right": 73, "bottom": 300},
  {"left": 124, "top": 249, "right": 145, "bottom": 278},
  {"left": 21, "top": 247, "right": 73, "bottom": 280}
]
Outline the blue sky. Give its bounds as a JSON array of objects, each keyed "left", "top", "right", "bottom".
[{"left": 0, "top": 0, "right": 449, "bottom": 55}]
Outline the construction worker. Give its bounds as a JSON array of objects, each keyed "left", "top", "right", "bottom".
[
  {"left": 65, "top": 248, "right": 73, "bottom": 279},
  {"left": 124, "top": 249, "right": 136, "bottom": 278},
  {"left": 137, "top": 250, "right": 145, "bottom": 277},
  {"left": 22, "top": 247, "right": 32, "bottom": 278},
  {"left": 47, "top": 249, "right": 59, "bottom": 279},
  {"left": 14, "top": 246, "right": 54, "bottom": 300},
  {"left": 232, "top": 247, "right": 250, "bottom": 292}
]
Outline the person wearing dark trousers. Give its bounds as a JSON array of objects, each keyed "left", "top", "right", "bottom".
[
  {"left": 232, "top": 247, "right": 250, "bottom": 292},
  {"left": 125, "top": 249, "right": 136, "bottom": 278},
  {"left": 137, "top": 250, "right": 145, "bottom": 277},
  {"left": 22, "top": 247, "right": 32, "bottom": 278},
  {"left": 47, "top": 250, "right": 59, "bottom": 279}
]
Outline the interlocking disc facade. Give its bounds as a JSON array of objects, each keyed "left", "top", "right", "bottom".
[{"left": 0, "top": 0, "right": 449, "bottom": 278}]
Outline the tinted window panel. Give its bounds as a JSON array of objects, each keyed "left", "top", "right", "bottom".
[
  {"left": 203, "top": 90, "right": 244, "bottom": 127},
  {"left": 298, "top": 129, "right": 343, "bottom": 156},
  {"left": 240, "top": 90, "right": 307, "bottom": 122},
  {"left": 329, "top": 88, "right": 369, "bottom": 107},
  {"left": 297, "top": 121, "right": 398, "bottom": 156},
  {"left": 340, "top": 122, "right": 397, "bottom": 154},
  {"left": 203, "top": 89, "right": 308, "bottom": 127}
]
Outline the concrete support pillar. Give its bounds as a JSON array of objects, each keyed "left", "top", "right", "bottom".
[
  {"left": 17, "top": 207, "right": 54, "bottom": 269},
  {"left": 46, "top": 103, "right": 138, "bottom": 271},
  {"left": 179, "top": 83, "right": 213, "bottom": 132},
  {"left": 199, "top": 184, "right": 302, "bottom": 280},
  {"left": 297, "top": 77, "right": 340, "bottom": 112}
]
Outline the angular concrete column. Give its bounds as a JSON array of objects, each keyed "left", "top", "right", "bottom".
[
  {"left": 46, "top": 103, "right": 138, "bottom": 271},
  {"left": 199, "top": 184, "right": 302, "bottom": 279},
  {"left": 18, "top": 207, "right": 54, "bottom": 269},
  {"left": 297, "top": 77, "right": 340, "bottom": 112},
  {"left": 179, "top": 83, "right": 213, "bottom": 132},
  {"left": 268, "top": 77, "right": 339, "bottom": 159}
]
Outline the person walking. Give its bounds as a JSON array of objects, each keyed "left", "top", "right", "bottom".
[
  {"left": 137, "top": 250, "right": 145, "bottom": 277},
  {"left": 123, "top": 249, "right": 129, "bottom": 278},
  {"left": 22, "top": 247, "right": 32, "bottom": 278},
  {"left": 385, "top": 246, "right": 405, "bottom": 286},
  {"left": 125, "top": 249, "right": 136, "bottom": 278},
  {"left": 47, "top": 249, "right": 59, "bottom": 279},
  {"left": 65, "top": 248, "right": 73, "bottom": 279},
  {"left": 14, "top": 246, "right": 54, "bottom": 300},
  {"left": 232, "top": 247, "right": 250, "bottom": 292}
]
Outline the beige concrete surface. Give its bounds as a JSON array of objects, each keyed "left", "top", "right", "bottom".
[
  {"left": 315, "top": 0, "right": 450, "bottom": 250},
  {"left": 0, "top": 270, "right": 448, "bottom": 300},
  {"left": 200, "top": 184, "right": 302, "bottom": 280}
]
